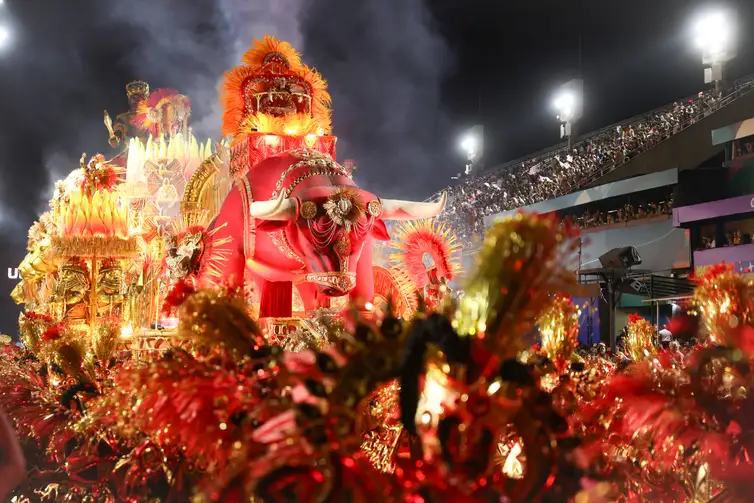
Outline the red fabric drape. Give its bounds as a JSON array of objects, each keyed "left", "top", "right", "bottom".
[{"left": 259, "top": 280, "right": 293, "bottom": 318}]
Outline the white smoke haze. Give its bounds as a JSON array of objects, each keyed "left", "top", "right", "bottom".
[
  {"left": 106, "top": 0, "right": 305, "bottom": 140},
  {"left": 0, "top": 0, "right": 453, "bottom": 237},
  {"left": 300, "top": 0, "right": 456, "bottom": 199},
  {"left": 218, "top": 0, "right": 304, "bottom": 61}
]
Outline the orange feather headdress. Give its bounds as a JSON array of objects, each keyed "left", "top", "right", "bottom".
[{"left": 221, "top": 36, "right": 332, "bottom": 139}]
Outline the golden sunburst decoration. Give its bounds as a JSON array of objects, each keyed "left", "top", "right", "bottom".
[{"left": 388, "top": 219, "right": 462, "bottom": 290}]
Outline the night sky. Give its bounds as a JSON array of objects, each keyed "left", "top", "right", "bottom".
[{"left": 0, "top": 0, "right": 752, "bottom": 332}]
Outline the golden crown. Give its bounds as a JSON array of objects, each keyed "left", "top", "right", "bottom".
[{"left": 126, "top": 80, "right": 150, "bottom": 98}]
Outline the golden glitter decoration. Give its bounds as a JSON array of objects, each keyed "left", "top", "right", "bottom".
[
  {"left": 50, "top": 235, "right": 139, "bottom": 258},
  {"left": 91, "top": 317, "right": 121, "bottom": 362},
  {"left": 18, "top": 312, "right": 53, "bottom": 354},
  {"left": 0, "top": 334, "right": 11, "bottom": 345},
  {"left": 360, "top": 380, "right": 402, "bottom": 473},
  {"left": 454, "top": 213, "right": 579, "bottom": 359},
  {"left": 624, "top": 314, "right": 656, "bottom": 362},
  {"left": 300, "top": 200, "right": 317, "bottom": 220},
  {"left": 37, "top": 327, "right": 92, "bottom": 380},
  {"left": 178, "top": 289, "right": 262, "bottom": 357},
  {"left": 537, "top": 296, "right": 580, "bottom": 372},
  {"left": 692, "top": 264, "right": 754, "bottom": 348}
]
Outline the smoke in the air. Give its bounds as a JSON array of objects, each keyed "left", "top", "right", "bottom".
[{"left": 300, "top": 0, "right": 456, "bottom": 199}]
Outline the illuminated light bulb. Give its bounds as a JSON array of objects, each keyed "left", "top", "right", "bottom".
[
  {"left": 421, "top": 411, "right": 432, "bottom": 425},
  {"left": 120, "top": 326, "right": 133, "bottom": 339},
  {"left": 364, "top": 302, "right": 374, "bottom": 311}
]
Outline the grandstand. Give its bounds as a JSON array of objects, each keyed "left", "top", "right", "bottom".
[{"left": 437, "top": 77, "right": 754, "bottom": 244}]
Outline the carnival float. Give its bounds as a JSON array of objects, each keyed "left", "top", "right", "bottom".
[{"left": 1, "top": 35, "right": 753, "bottom": 503}]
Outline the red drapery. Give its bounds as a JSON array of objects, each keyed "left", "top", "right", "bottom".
[{"left": 259, "top": 280, "right": 293, "bottom": 318}]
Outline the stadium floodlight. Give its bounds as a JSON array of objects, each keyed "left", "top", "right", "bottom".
[
  {"left": 553, "top": 91, "right": 576, "bottom": 122},
  {"left": 0, "top": 26, "right": 11, "bottom": 49},
  {"left": 692, "top": 8, "right": 736, "bottom": 92},
  {"left": 552, "top": 80, "right": 583, "bottom": 150},
  {"left": 458, "top": 125, "right": 483, "bottom": 179},
  {"left": 460, "top": 134, "right": 477, "bottom": 157},
  {"left": 694, "top": 10, "right": 734, "bottom": 60}
]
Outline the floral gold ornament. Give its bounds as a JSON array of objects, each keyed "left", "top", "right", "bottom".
[
  {"left": 36, "top": 324, "right": 92, "bottom": 380},
  {"left": 92, "top": 317, "right": 122, "bottom": 362},
  {"left": 323, "top": 189, "right": 364, "bottom": 232},
  {"left": 177, "top": 288, "right": 264, "bottom": 357}
]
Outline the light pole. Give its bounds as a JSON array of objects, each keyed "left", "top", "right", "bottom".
[
  {"left": 693, "top": 9, "right": 736, "bottom": 95},
  {"left": 553, "top": 79, "right": 583, "bottom": 152}
]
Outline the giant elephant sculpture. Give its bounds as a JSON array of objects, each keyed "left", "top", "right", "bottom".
[{"left": 209, "top": 148, "right": 446, "bottom": 318}]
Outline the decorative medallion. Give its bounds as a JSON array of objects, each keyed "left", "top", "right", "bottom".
[
  {"left": 367, "top": 199, "right": 382, "bottom": 218},
  {"left": 300, "top": 201, "right": 318, "bottom": 220}
]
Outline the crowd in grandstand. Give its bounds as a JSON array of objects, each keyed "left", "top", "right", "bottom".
[
  {"left": 439, "top": 83, "right": 754, "bottom": 242},
  {"left": 700, "top": 229, "right": 754, "bottom": 249},
  {"left": 572, "top": 196, "right": 673, "bottom": 230}
]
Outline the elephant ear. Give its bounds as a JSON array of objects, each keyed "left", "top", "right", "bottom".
[
  {"left": 256, "top": 220, "right": 290, "bottom": 233},
  {"left": 370, "top": 219, "right": 390, "bottom": 241}
]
